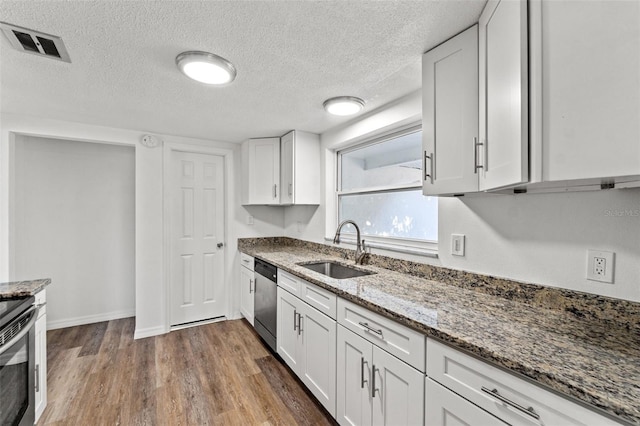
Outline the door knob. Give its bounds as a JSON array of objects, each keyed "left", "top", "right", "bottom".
[{"left": 217, "top": 243, "right": 224, "bottom": 248}]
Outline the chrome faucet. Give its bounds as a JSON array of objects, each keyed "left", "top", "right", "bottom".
[{"left": 333, "top": 220, "right": 367, "bottom": 265}]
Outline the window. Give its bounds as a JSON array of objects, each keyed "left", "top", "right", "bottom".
[{"left": 337, "top": 126, "right": 438, "bottom": 254}]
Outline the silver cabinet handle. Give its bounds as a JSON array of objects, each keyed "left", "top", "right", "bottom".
[
  {"left": 35, "top": 364, "right": 40, "bottom": 392},
  {"left": 423, "top": 151, "right": 427, "bottom": 181},
  {"left": 474, "top": 137, "right": 484, "bottom": 173},
  {"left": 288, "top": 183, "right": 292, "bottom": 196},
  {"left": 249, "top": 279, "right": 253, "bottom": 294},
  {"left": 484, "top": 138, "right": 489, "bottom": 172},
  {"left": 481, "top": 387, "right": 540, "bottom": 420},
  {"left": 360, "top": 357, "right": 368, "bottom": 389},
  {"left": 297, "top": 313, "right": 302, "bottom": 336},
  {"left": 371, "top": 365, "right": 379, "bottom": 398},
  {"left": 358, "top": 321, "right": 383, "bottom": 336},
  {"left": 423, "top": 151, "right": 434, "bottom": 184},
  {"left": 273, "top": 184, "right": 278, "bottom": 199},
  {"left": 293, "top": 310, "right": 298, "bottom": 331}
]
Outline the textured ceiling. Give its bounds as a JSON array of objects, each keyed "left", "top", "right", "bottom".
[{"left": 0, "top": 0, "right": 486, "bottom": 143}]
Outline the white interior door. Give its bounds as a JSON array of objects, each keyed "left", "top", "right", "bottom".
[{"left": 170, "top": 151, "right": 226, "bottom": 326}]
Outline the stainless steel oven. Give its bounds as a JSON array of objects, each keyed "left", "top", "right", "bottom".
[
  {"left": 253, "top": 259, "right": 277, "bottom": 352},
  {"left": 0, "top": 296, "right": 37, "bottom": 426}
]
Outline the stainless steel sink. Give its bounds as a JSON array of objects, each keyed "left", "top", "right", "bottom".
[{"left": 299, "top": 261, "right": 375, "bottom": 279}]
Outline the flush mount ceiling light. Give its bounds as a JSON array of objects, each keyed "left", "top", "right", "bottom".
[
  {"left": 175, "top": 51, "right": 237, "bottom": 85},
  {"left": 323, "top": 96, "right": 365, "bottom": 116}
]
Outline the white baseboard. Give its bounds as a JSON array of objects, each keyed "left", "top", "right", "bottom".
[
  {"left": 47, "top": 309, "right": 135, "bottom": 330},
  {"left": 134, "top": 325, "right": 167, "bottom": 340},
  {"left": 228, "top": 310, "right": 242, "bottom": 320}
]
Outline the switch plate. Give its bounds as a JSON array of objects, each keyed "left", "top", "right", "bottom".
[
  {"left": 587, "top": 250, "right": 614, "bottom": 283},
  {"left": 247, "top": 215, "right": 254, "bottom": 225},
  {"left": 451, "top": 234, "right": 465, "bottom": 256}
]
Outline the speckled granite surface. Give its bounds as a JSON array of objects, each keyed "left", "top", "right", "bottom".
[
  {"left": 0, "top": 278, "right": 50, "bottom": 299},
  {"left": 239, "top": 237, "right": 640, "bottom": 425}
]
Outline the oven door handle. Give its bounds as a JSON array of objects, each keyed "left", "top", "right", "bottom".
[{"left": 0, "top": 305, "right": 38, "bottom": 356}]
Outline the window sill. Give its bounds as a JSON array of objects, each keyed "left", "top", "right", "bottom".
[{"left": 323, "top": 237, "right": 439, "bottom": 259}]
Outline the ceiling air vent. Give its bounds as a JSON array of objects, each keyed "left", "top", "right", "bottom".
[{"left": 0, "top": 22, "right": 71, "bottom": 62}]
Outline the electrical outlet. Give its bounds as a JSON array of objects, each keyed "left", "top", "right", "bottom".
[
  {"left": 247, "top": 215, "right": 254, "bottom": 225},
  {"left": 587, "top": 250, "right": 614, "bottom": 283},
  {"left": 594, "top": 257, "right": 606, "bottom": 277},
  {"left": 451, "top": 234, "right": 465, "bottom": 256}
]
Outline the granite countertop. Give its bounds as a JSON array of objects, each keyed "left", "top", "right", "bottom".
[
  {"left": 240, "top": 242, "right": 640, "bottom": 425},
  {"left": 0, "top": 278, "right": 50, "bottom": 299}
]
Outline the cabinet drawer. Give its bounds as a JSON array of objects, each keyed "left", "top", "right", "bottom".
[
  {"left": 35, "top": 289, "right": 46, "bottom": 318},
  {"left": 240, "top": 253, "right": 254, "bottom": 270},
  {"left": 300, "top": 280, "right": 336, "bottom": 320},
  {"left": 278, "top": 270, "right": 337, "bottom": 318},
  {"left": 278, "top": 270, "right": 300, "bottom": 296},
  {"left": 337, "top": 298, "right": 425, "bottom": 372},
  {"left": 427, "top": 338, "right": 620, "bottom": 426}
]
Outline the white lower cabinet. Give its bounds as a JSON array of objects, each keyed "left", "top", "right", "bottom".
[
  {"left": 239, "top": 254, "right": 255, "bottom": 325},
  {"left": 426, "top": 377, "right": 506, "bottom": 426},
  {"left": 337, "top": 325, "right": 424, "bottom": 426},
  {"left": 277, "top": 287, "right": 336, "bottom": 416},
  {"left": 273, "top": 278, "right": 622, "bottom": 426},
  {"left": 34, "top": 289, "right": 47, "bottom": 422},
  {"left": 426, "top": 338, "right": 621, "bottom": 426}
]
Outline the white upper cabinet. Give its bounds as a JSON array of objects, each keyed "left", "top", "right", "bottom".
[
  {"left": 422, "top": 0, "right": 529, "bottom": 196},
  {"left": 242, "top": 130, "right": 320, "bottom": 205},
  {"left": 528, "top": 0, "right": 640, "bottom": 188},
  {"left": 479, "top": 0, "right": 529, "bottom": 191},
  {"left": 243, "top": 137, "right": 280, "bottom": 205},
  {"left": 280, "top": 130, "right": 321, "bottom": 205},
  {"left": 280, "top": 131, "right": 295, "bottom": 205},
  {"left": 422, "top": 25, "right": 479, "bottom": 196}
]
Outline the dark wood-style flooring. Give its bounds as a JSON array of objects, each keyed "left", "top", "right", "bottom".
[{"left": 38, "top": 318, "right": 336, "bottom": 425}]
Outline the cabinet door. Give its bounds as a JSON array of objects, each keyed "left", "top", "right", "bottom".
[
  {"left": 422, "top": 25, "right": 479, "bottom": 195},
  {"left": 248, "top": 137, "right": 280, "bottom": 204},
  {"left": 337, "top": 326, "right": 372, "bottom": 426},
  {"left": 479, "top": 0, "right": 528, "bottom": 191},
  {"left": 425, "top": 378, "right": 506, "bottom": 426},
  {"left": 537, "top": 0, "right": 640, "bottom": 181},
  {"left": 276, "top": 287, "right": 301, "bottom": 371},
  {"left": 372, "top": 346, "right": 424, "bottom": 426},
  {"left": 34, "top": 312, "right": 47, "bottom": 422},
  {"left": 299, "top": 303, "right": 337, "bottom": 416},
  {"left": 239, "top": 265, "right": 254, "bottom": 325},
  {"left": 280, "top": 131, "right": 295, "bottom": 205}
]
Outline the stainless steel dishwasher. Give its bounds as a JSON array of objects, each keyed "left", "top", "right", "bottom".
[{"left": 253, "top": 258, "right": 277, "bottom": 352}]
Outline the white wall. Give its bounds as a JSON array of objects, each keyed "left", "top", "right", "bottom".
[
  {"left": 438, "top": 190, "right": 640, "bottom": 301},
  {"left": 0, "top": 113, "right": 249, "bottom": 338},
  {"left": 285, "top": 91, "right": 640, "bottom": 302},
  {"left": 13, "top": 136, "right": 135, "bottom": 328}
]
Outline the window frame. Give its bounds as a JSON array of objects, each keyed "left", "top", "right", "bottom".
[{"left": 335, "top": 123, "right": 438, "bottom": 257}]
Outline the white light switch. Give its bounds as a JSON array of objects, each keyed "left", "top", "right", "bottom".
[{"left": 451, "top": 234, "right": 465, "bottom": 256}]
